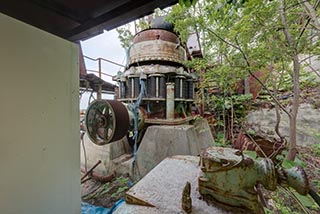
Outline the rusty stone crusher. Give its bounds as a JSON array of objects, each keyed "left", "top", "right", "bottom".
[
  {"left": 81, "top": 23, "right": 212, "bottom": 180},
  {"left": 81, "top": 22, "right": 317, "bottom": 213}
]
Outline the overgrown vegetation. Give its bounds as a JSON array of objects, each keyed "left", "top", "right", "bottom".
[
  {"left": 166, "top": 1, "right": 320, "bottom": 212},
  {"left": 82, "top": 175, "right": 131, "bottom": 208},
  {"left": 114, "top": 0, "right": 320, "bottom": 212},
  {"left": 167, "top": 0, "right": 320, "bottom": 161}
]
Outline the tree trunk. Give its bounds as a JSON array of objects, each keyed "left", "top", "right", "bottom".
[
  {"left": 280, "top": 0, "right": 300, "bottom": 161},
  {"left": 288, "top": 55, "right": 300, "bottom": 161}
]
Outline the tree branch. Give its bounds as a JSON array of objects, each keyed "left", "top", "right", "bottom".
[
  {"left": 296, "top": 0, "right": 320, "bottom": 45},
  {"left": 304, "top": 62, "right": 320, "bottom": 78},
  {"left": 234, "top": 36, "right": 292, "bottom": 117},
  {"left": 299, "top": 0, "right": 320, "bottom": 31},
  {"left": 207, "top": 28, "right": 291, "bottom": 116},
  {"left": 207, "top": 28, "right": 240, "bottom": 50}
]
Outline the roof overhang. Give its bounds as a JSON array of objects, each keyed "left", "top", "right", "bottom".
[{"left": 0, "top": 0, "right": 178, "bottom": 42}]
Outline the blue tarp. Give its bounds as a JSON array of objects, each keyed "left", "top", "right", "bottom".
[{"left": 81, "top": 198, "right": 125, "bottom": 214}]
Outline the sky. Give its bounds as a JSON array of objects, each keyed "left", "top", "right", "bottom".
[
  {"left": 79, "top": 29, "right": 125, "bottom": 109},
  {"left": 81, "top": 29, "right": 126, "bottom": 83}
]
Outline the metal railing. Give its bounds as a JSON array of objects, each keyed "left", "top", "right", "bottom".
[{"left": 83, "top": 55, "right": 124, "bottom": 99}]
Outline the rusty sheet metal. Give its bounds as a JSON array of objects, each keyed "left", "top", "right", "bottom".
[
  {"left": 132, "top": 29, "right": 179, "bottom": 44},
  {"left": 113, "top": 156, "right": 231, "bottom": 214},
  {"left": 128, "top": 40, "right": 187, "bottom": 65},
  {"left": 234, "top": 130, "right": 285, "bottom": 159}
]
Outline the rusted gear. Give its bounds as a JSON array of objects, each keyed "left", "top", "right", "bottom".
[{"left": 85, "top": 100, "right": 129, "bottom": 145}]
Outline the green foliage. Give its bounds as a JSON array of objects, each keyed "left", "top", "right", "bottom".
[
  {"left": 274, "top": 187, "right": 320, "bottom": 213},
  {"left": 293, "top": 192, "right": 316, "bottom": 208},
  {"left": 111, "top": 186, "right": 128, "bottom": 198},
  {"left": 82, "top": 182, "right": 111, "bottom": 200},
  {"left": 214, "top": 131, "right": 228, "bottom": 146},
  {"left": 116, "top": 12, "right": 163, "bottom": 49},
  {"left": 168, "top": 0, "right": 320, "bottom": 161},
  {"left": 115, "top": 175, "right": 129, "bottom": 185},
  {"left": 82, "top": 176, "right": 131, "bottom": 201},
  {"left": 263, "top": 207, "right": 273, "bottom": 214},
  {"left": 168, "top": 0, "right": 320, "bottom": 93},
  {"left": 271, "top": 189, "right": 316, "bottom": 214},
  {"left": 178, "top": 0, "right": 198, "bottom": 7},
  {"left": 116, "top": 27, "right": 134, "bottom": 49},
  {"left": 281, "top": 156, "right": 307, "bottom": 169},
  {"left": 243, "top": 150, "right": 258, "bottom": 159},
  {"left": 209, "top": 94, "right": 252, "bottom": 121},
  {"left": 110, "top": 176, "right": 130, "bottom": 198},
  {"left": 267, "top": 66, "right": 319, "bottom": 92},
  {"left": 312, "top": 142, "right": 320, "bottom": 156}
]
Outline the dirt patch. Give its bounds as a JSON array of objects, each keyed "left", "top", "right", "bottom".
[{"left": 81, "top": 174, "right": 132, "bottom": 208}]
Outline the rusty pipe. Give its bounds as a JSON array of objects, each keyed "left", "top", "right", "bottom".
[{"left": 81, "top": 160, "right": 101, "bottom": 181}]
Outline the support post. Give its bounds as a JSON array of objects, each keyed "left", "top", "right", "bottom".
[
  {"left": 97, "top": 58, "right": 102, "bottom": 100},
  {"left": 166, "top": 82, "right": 175, "bottom": 120}
]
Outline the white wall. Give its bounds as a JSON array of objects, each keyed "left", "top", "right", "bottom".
[{"left": 0, "top": 13, "right": 80, "bottom": 214}]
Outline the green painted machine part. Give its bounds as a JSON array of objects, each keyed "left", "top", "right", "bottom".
[{"left": 198, "top": 147, "right": 309, "bottom": 213}]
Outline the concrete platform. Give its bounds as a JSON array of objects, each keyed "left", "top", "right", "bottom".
[
  {"left": 80, "top": 134, "right": 132, "bottom": 177},
  {"left": 114, "top": 156, "right": 231, "bottom": 214},
  {"left": 135, "top": 119, "right": 214, "bottom": 178}
]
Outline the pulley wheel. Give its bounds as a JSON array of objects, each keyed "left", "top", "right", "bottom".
[{"left": 85, "top": 100, "right": 130, "bottom": 145}]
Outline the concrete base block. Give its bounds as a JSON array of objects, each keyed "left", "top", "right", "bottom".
[
  {"left": 135, "top": 119, "right": 213, "bottom": 178},
  {"left": 80, "top": 134, "right": 132, "bottom": 176},
  {"left": 80, "top": 118, "right": 213, "bottom": 179}
]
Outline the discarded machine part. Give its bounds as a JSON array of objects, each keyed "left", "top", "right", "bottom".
[
  {"left": 182, "top": 181, "right": 192, "bottom": 213},
  {"left": 85, "top": 100, "right": 144, "bottom": 145},
  {"left": 80, "top": 160, "right": 102, "bottom": 182},
  {"left": 234, "top": 130, "right": 286, "bottom": 159},
  {"left": 198, "top": 147, "right": 309, "bottom": 213}
]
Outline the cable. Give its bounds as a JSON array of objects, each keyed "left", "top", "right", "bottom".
[
  {"left": 81, "top": 131, "right": 88, "bottom": 173},
  {"left": 88, "top": 90, "right": 96, "bottom": 106},
  {"left": 129, "top": 69, "right": 146, "bottom": 178}
]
